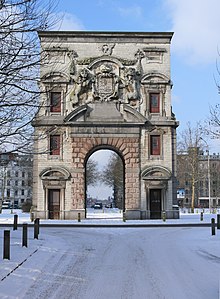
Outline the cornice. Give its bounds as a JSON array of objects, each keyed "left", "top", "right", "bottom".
[{"left": 38, "top": 31, "right": 174, "bottom": 43}]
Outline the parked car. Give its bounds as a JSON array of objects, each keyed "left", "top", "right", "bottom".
[
  {"left": 105, "top": 203, "right": 112, "bottom": 208},
  {"left": 2, "top": 202, "right": 10, "bottom": 209},
  {"left": 93, "top": 202, "right": 103, "bottom": 209},
  {"left": 9, "top": 203, "right": 20, "bottom": 209}
]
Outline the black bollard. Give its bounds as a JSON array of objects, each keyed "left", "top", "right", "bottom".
[
  {"left": 123, "top": 212, "right": 126, "bottom": 222},
  {"left": 30, "top": 212, "right": 34, "bottom": 222},
  {"left": 13, "top": 214, "right": 18, "bottom": 231},
  {"left": 211, "top": 218, "right": 216, "bottom": 236},
  {"left": 3, "top": 230, "right": 10, "bottom": 260},
  {"left": 78, "top": 212, "right": 81, "bottom": 222},
  {"left": 200, "top": 212, "right": 203, "bottom": 221},
  {"left": 217, "top": 214, "right": 220, "bottom": 229},
  {"left": 34, "top": 218, "right": 39, "bottom": 239},
  {"left": 162, "top": 211, "right": 166, "bottom": 222},
  {"left": 22, "top": 223, "right": 28, "bottom": 247},
  {"left": 36, "top": 218, "right": 40, "bottom": 235}
]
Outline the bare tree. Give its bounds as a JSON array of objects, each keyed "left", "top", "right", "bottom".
[
  {"left": 0, "top": 0, "right": 58, "bottom": 153},
  {"left": 101, "top": 152, "right": 124, "bottom": 208},
  {"left": 86, "top": 158, "right": 100, "bottom": 187},
  {"left": 177, "top": 122, "right": 208, "bottom": 211},
  {"left": 205, "top": 104, "right": 220, "bottom": 139},
  {"left": 204, "top": 53, "right": 220, "bottom": 139}
]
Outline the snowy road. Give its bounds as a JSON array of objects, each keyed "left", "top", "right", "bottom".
[{"left": 0, "top": 227, "right": 219, "bottom": 299}]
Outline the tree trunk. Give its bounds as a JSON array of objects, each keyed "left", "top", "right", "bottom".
[{"left": 191, "top": 180, "right": 195, "bottom": 213}]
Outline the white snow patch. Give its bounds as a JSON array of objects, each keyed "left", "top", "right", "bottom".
[{"left": 0, "top": 209, "right": 219, "bottom": 298}]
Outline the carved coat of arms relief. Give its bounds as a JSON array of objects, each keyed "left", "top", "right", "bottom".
[
  {"left": 92, "top": 63, "right": 120, "bottom": 101},
  {"left": 69, "top": 54, "right": 143, "bottom": 109}
]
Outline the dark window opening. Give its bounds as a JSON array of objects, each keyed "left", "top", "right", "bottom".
[
  {"left": 150, "top": 135, "right": 160, "bottom": 155},
  {"left": 150, "top": 93, "right": 160, "bottom": 113},
  {"left": 50, "top": 92, "right": 61, "bottom": 113},
  {"left": 50, "top": 135, "right": 61, "bottom": 156}
]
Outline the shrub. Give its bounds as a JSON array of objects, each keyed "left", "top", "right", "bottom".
[{"left": 21, "top": 202, "right": 32, "bottom": 212}]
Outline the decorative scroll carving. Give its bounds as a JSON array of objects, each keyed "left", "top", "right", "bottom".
[
  {"left": 77, "top": 56, "right": 136, "bottom": 66},
  {"left": 135, "top": 49, "right": 144, "bottom": 61},
  {"left": 77, "top": 57, "right": 97, "bottom": 65},
  {"left": 100, "top": 44, "right": 115, "bottom": 55},
  {"left": 117, "top": 58, "right": 136, "bottom": 66}
]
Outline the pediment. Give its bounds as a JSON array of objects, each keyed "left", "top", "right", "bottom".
[
  {"left": 64, "top": 103, "right": 148, "bottom": 124},
  {"left": 40, "top": 167, "right": 71, "bottom": 180},
  {"left": 41, "top": 71, "right": 70, "bottom": 83},
  {"left": 122, "top": 104, "right": 148, "bottom": 123},
  {"left": 148, "top": 126, "right": 166, "bottom": 134},
  {"left": 141, "top": 72, "right": 170, "bottom": 85},
  {"left": 64, "top": 105, "right": 88, "bottom": 122},
  {"left": 142, "top": 166, "right": 171, "bottom": 180}
]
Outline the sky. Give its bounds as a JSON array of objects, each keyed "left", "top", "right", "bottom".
[
  {"left": 53, "top": 0, "right": 220, "bottom": 147},
  {"left": 0, "top": 210, "right": 220, "bottom": 298},
  {"left": 51, "top": 0, "right": 220, "bottom": 198}
]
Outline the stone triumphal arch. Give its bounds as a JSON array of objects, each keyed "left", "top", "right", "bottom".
[{"left": 32, "top": 31, "right": 179, "bottom": 220}]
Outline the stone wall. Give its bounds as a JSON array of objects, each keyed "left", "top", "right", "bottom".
[
  {"left": 33, "top": 31, "right": 179, "bottom": 220},
  {"left": 71, "top": 136, "right": 140, "bottom": 211}
]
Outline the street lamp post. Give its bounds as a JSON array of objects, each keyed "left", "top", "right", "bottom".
[
  {"left": 0, "top": 154, "right": 9, "bottom": 214},
  {"left": 206, "top": 150, "right": 211, "bottom": 211},
  {"left": 200, "top": 137, "right": 211, "bottom": 212}
]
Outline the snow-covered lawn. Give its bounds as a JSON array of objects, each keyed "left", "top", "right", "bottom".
[
  {"left": 0, "top": 208, "right": 219, "bottom": 225},
  {"left": 0, "top": 209, "right": 219, "bottom": 298}
]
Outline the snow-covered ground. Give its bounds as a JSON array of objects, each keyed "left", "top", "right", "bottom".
[
  {"left": 0, "top": 208, "right": 219, "bottom": 225},
  {"left": 0, "top": 209, "right": 220, "bottom": 298}
]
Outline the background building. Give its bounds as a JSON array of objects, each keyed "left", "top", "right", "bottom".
[
  {"left": 0, "top": 153, "right": 33, "bottom": 209},
  {"left": 177, "top": 150, "right": 220, "bottom": 208}
]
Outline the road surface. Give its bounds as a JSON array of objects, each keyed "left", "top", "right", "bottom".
[{"left": 0, "top": 226, "right": 219, "bottom": 299}]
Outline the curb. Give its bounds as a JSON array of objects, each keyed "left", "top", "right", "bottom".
[{"left": 0, "top": 223, "right": 214, "bottom": 228}]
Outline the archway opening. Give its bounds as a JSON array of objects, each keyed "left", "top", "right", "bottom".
[{"left": 85, "top": 149, "right": 125, "bottom": 219}]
